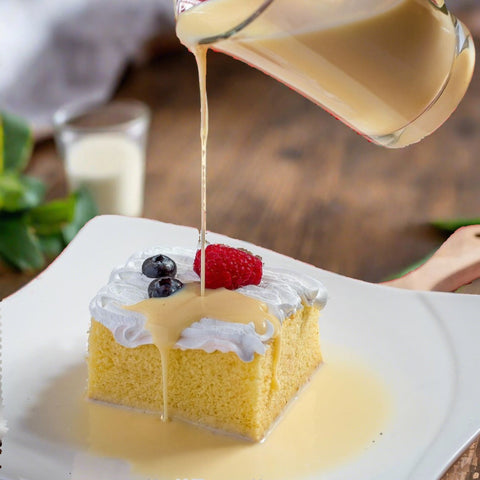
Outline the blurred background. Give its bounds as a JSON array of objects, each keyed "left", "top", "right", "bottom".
[{"left": 0, "top": 0, "right": 479, "bottom": 289}]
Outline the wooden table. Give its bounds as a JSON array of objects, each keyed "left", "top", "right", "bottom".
[{"left": 2, "top": 6, "right": 480, "bottom": 478}]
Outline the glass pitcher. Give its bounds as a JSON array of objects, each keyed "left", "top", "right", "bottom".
[{"left": 176, "top": 0, "right": 475, "bottom": 148}]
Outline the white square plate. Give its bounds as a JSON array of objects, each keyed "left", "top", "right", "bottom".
[{"left": 2, "top": 215, "right": 480, "bottom": 480}]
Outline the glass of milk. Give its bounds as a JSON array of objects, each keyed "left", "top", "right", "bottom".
[{"left": 54, "top": 100, "right": 150, "bottom": 216}]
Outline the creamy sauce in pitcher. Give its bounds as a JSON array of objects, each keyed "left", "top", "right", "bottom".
[{"left": 177, "top": 0, "right": 474, "bottom": 146}]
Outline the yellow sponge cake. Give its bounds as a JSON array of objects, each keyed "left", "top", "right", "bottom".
[{"left": 88, "top": 245, "right": 327, "bottom": 441}]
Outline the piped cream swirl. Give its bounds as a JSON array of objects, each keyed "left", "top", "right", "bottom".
[{"left": 89, "top": 247, "right": 327, "bottom": 361}]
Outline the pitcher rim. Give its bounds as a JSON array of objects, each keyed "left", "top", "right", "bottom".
[{"left": 175, "top": 0, "right": 275, "bottom": 44}]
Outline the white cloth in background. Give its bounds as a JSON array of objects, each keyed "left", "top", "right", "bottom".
[{"left": 0, "top": 0, "right": 175, "bottom": 136}]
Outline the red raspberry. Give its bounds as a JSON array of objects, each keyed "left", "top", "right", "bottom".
[{"left": 193, "top": 244, "right": 263, "bottom": 290}]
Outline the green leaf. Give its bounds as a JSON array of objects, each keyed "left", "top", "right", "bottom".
[
  {"left": 0, "top": 116, "right": 3, "bottom": 173},
  {"left": 0, "top": 215, "right": 45, "bottom": 271},
  {"left": 0, "top": 111, "right": 33, "bottom": 173},
  {"left": 431, "top": 218, "right": 480, "bottom": 233},
  {"left": 38, "top": 233, "right": 65, "bottom": 258},
  {"left": 28, "top": 194, "right": 76, "bottom": 236},
  {"left": 0, "top": 173, "right": 45, "bottom": 212},
  {"left": 62, "top": 188, "right": 98, "bottom": 244}
]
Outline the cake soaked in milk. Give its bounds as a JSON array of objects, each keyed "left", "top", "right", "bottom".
[{"left": 88, "top": 244, "right": 327, "bottom": 442}]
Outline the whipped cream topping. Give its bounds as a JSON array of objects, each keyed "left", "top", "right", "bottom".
[
  {"left": 90, "top": 246, "right": 328, "bottom": 361},
  {"left": 176, "top": 317, "right": 276, "bottom": 361}
]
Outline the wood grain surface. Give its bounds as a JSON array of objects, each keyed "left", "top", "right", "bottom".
[{"left": 1, "top": 6, "right": 479, "bottom": 478}]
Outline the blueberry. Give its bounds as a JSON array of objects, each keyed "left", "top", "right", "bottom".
[
  {"left": 148, "top": 277, "right": 184, "bottom": 298},
  {"left": 142, "top": 254, "right": 177, "bottom": 278}
]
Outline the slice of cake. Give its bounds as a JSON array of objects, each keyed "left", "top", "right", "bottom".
[{"left": 87, "top": 244, "right": 327, "bottom": 442}]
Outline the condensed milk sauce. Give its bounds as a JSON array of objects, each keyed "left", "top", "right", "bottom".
[{"left": 81, "top": 356, "right": 391, "bottom": 479}]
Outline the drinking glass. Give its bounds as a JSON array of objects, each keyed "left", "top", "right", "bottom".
[
  {"left": 176, "top": 0, "right": 475, "bottom": 147},
  {"left": 54, "top": 100, "right": 150, "bottom": 216}
]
